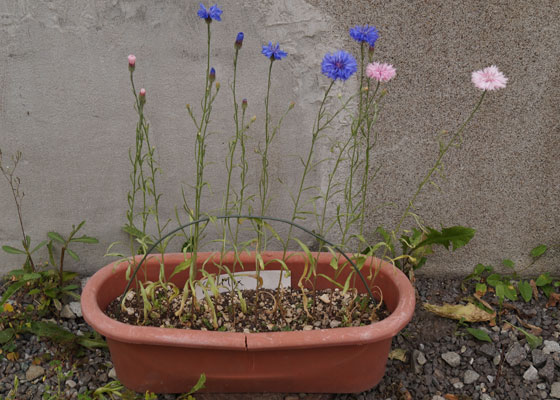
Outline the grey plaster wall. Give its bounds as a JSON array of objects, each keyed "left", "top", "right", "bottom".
[{"left": 0, "top": 0, "right": 558, "bottom": 277}]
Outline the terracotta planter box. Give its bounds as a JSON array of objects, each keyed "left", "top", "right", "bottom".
[{"left": 81, "top": 252, "right": 415, "bottom": 394}]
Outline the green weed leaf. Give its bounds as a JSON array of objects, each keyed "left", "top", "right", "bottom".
[
  {"left": 536, "top": 273, "right": 552, "bottom": 287},
  {"left": 0, "top": 281, "right": 26, "bottom": 307},
  {"left": 2, "top": 246, "right": 26, "bottom": 255},
  {"left": 47, "top": 232, "right": 66, "bottom": 244},
  {"left": 486, "top": 274, "right": 501, "bottom": 287},
  {"left": 530, "top": 245, "right": 547, "bottom": 258},
  {"left": 70, "top": 235, "right": 99, "bottom": 244},
  {"left": 466, "top": 327, "right": 492, "bottom": 342},
  {"left": 0, "top": 328, "right": 15, "bottom": 344},
  {"left": 518, "top": 281, "right": 532, "bottom": 302},
  {"left": 66, "top": 248, "right": 79, "bottom": 261},
  {"left": 502, "top": 259, "right": 514, "bottom": 269},
  {"left": 30, "top": 240, "right": 48, "bottom": 254},
  {"left": 187, "top": 373, "right": 206, "bottom": 395},
  {"left": 415, "top": 226, "right": 475, "bottom": 251}
]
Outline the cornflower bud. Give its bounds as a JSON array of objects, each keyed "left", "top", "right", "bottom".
[
  {"left": 215, "top": 82, "right": 220, "bottom": 90},
  {"left": 235, "top": 32, "right": 244, "bottom": 50},
  {"left": 250, "top": 115, "right": 256, "bottom": 122},
  {"left": 288, "top": 101, "right": 295, "bottom": 110},
  {"left": 241, "top": 98, "right": 248, "bottom": 110},
  {"left": 209, "top": 67, "right": 216, "bottom": 83},
  {"left": 128, "top": 54, "right": 136, "bottom": 71},
  {"left": 139, "top": 88, "right": 146, "bottom": 104}
]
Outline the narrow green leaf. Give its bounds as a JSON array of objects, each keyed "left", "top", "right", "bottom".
[
  {"left": 70, "top": 236, "right": 99, "bottom": 244},
  {"left": 2, "top": 246, "right": 26, "bottom": 255},
  {"left": 169, "top": 259, "right": 192, "bottom": 280},
  {"left": 466, "top": 327, "right": 492, "bottom": 342},
  {"left": 66, "top": 248, "right": 79, "bottom": 261},
  {"left": 47, "top": 232, "right": 66, "bottom": 244},
  {"left": 31, "top": 240, "right": 48, "bottom": 254},
  {"left": 513, "top": 325, "right": 542, "bottom": 349},
  {"left": 530, "top": 245, "right": 547, "bottom": 258},
  {"left": 518, "top": 281, "right": 532, "bottom": 303},
  {"left": 187, "top": 373, "right": 206, "bottom": 395}
]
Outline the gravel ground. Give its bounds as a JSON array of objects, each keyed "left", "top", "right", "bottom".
[{"left": 1, "top": 277, "right": 559, "bottom": 399}]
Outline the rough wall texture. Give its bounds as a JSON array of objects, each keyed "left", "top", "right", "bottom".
[{"left": 0, "top": 0, "right": 558, "bottom": 276}]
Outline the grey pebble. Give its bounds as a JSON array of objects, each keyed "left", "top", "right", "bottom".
[
  {"left": 464, "top": 370, "right": 480, "bottom": 384},
  {"left": 544, "top": 340, "right": 560, "bottom": 354},
  {"left": 442, "top": 351, "right": 461, "bottom": 368},
  {"left": 551, "top": 382, "right": 560, "bottom": 399},
  {"left": 505, "top": 342, "right": 527, "bottom": 367},
  {"left": 523, "top": 365, "right": 539, "bottom": 382},
  {"left": 540, "top": 357, "right": 556, "bottom": 383},
  {"left": 532, "top": 349, "right": 548, "bottom": 367}
]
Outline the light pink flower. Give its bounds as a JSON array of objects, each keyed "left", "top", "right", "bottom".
[
  {"left": 139, "top": 88, "right": 146, "bottom": 97},
  {"left": 366, "top": 62, "right": 396, "bottom": 82},
  {"left": 471, "top": 65, "right": 507, "bottom": 91},
  {"left": 128, "top": 54, "right": 136, "bottom": 67}
]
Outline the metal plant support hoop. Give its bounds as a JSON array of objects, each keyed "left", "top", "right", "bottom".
[{"left": 122, "top": 215, "right": 377, "bottom": 301}]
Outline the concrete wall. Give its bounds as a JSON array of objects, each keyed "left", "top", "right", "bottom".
[{"left": 0, "top": 0, "right": 558, "bottom": 277}]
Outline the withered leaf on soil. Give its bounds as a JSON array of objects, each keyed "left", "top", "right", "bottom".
[
  {"left": 388, "top": 348, "right": 408, "bottom": 362},
  {"left": 423, "top": 302, "right": 495, "bottom": 322},
  {"left": 530, "top": 279, "right": 539, "bottom": 299},
  {"left": 546, "top": 292, "right": 560, "bottom": 308},
  {"left": 516, "top": 315, "right": 543, "bottom": 336}
]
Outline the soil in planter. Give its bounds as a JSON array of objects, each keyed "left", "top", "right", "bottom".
[{"left": 105, "top": 287, "right": 390, "bottom": 333}]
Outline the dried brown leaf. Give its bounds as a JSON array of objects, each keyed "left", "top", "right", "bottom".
[
  {"left": 388, "top": 348, "right": 408, "bottom": 362},
  {"left": 424, "top": 302, "right": 495, "bottom": 322},
  {"left": 546, "top": 292, "right": 560, "bottom": 308},
  {"left": 529, "top": 279, "right": 539, "bottom": 299}
]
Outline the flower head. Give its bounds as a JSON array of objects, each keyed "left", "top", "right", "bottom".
[
  {"left": 197, "top": 4, "right": 222, "bottom": 22},
  {"left": 349, "top": 25, "right": 379, "bottom": 47},
  {"left": 139, "top": 88, "right": 146, "bottom": 104},
  {"left": 366, "top": 62, "right": 396, "bottom": 82},
  {"left": 241, "top": 98, "right": 248, "bottom": 110},
  {"left": 321, "top": 51, "right": 358, "bottom": 81},
  {"left": 471, "top": 66, "right": 508, "bottom": 91},
  {"left": 128, "top": 54, "right": 136, "bottom": 71},
  {"left": 209, "top": 67, "right": 216, "bottom": 82},
  {"left": 261, "top": 42, "right": 287, "bottom": 61},
  {"left": 235, "top": 32, "right": 244, "bottom": 50}
]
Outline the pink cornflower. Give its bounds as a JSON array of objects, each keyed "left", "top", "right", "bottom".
[
  {"left": 471, "top": 66, "right": 507, "bottom": 91},
  {"left": 128, "top": 54, "right": 136, "bottom": 68},
  {"left": 139, "top": 88, "right": 146, "bottom": 97},
  {"left": 366, "top": 62, "right": 396, "bottom": 82}
]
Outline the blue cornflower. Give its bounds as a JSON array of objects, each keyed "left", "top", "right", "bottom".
[
  {"left": 321, "top": 51, "right": 357, "bottom": 81},
  {"left": 197, "top": 4, "right": 223, "bottom": 22},
  {"left": 261, "top": 42, "right": 287, "bottom": 61},
  {"left": 349, "top": 25, "right": 379, "bottom": 47},
  {"left": 235, "top": 32, "right": 244, "bottom": 49}
]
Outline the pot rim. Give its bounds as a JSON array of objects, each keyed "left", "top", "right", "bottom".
[{"left": 81, "top": 251, "right": 415, "bottom": 351}]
